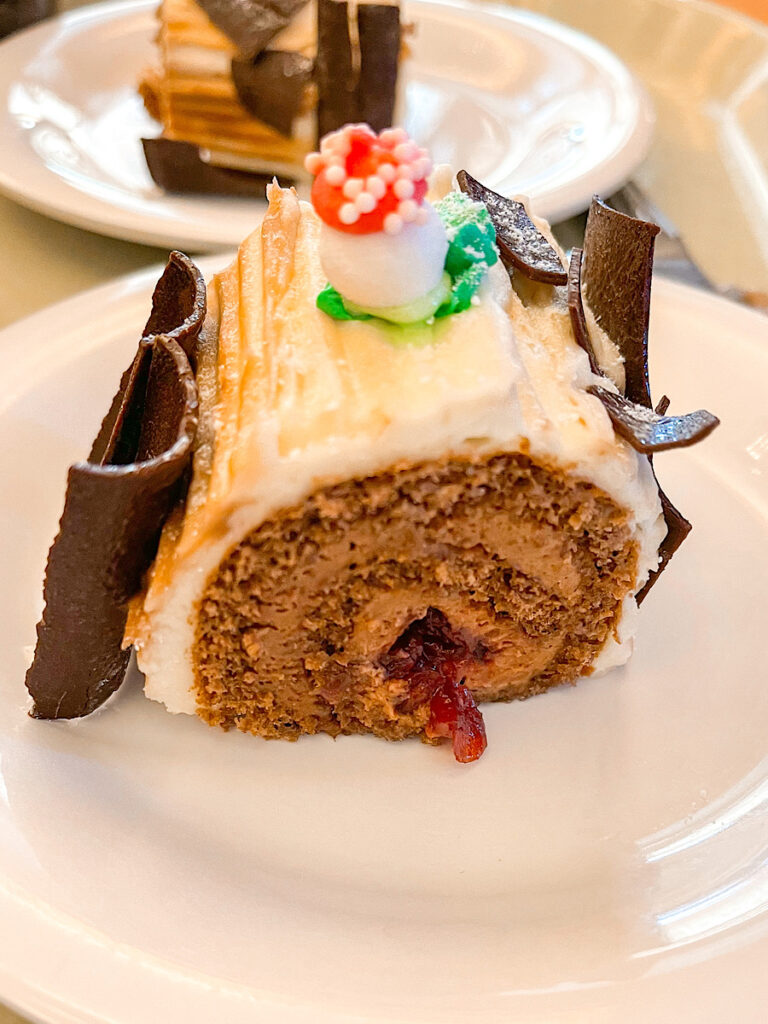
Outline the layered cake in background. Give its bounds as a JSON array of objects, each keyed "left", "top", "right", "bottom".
[
  {"left": 140, "top": 0, "right": 404, "bottom": 193},
  {"left": 25, "top": 126, "right": 718, "bottom": 762}
]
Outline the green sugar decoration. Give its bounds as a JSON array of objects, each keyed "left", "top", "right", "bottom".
[{"left": 317, "top": 284, "right": 371, "bottom": 321}]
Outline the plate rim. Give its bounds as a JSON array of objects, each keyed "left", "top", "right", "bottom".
[{"left": 0, "top": 0, "right": 654, "bottom": 251}]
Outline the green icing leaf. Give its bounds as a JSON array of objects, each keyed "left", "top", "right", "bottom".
[
  {"left": 316, "top": 284, "right": 371, "bottom": 321},
  {"left": 316, "top": 190, "right": 499, "bottom": 333},
  {"left": 433, "top": 193, "right": 498, "bottom": 318},
  {"left": 437, "top": 191, "right": 498, "bottom": 279},
  {"left": 435, "top": 262, "right": 489, "bottom": 318}
]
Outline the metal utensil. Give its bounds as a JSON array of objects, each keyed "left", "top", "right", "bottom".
[{"left": 553, "top": 182, "right": 768, "bottom": 313}]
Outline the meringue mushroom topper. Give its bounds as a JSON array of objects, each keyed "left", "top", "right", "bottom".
[{"left": 305, "top": 125, "right": 499, "bottom": 327}]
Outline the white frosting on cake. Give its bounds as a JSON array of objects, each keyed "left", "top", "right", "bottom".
[{"left": 129, "top": 188, "right": 666, "bottom": 715}]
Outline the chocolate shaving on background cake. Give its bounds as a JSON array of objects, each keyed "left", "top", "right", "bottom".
[
  {"left": 25, "top": 253, "right": 206, "bottom": 719},
  {"left": 196, "top": 0, "right": 309, "bottom": 58},
  {"left": 457, "top": 170, "right": 567, "bottom": 284},
  {"left": 316, "top": 0, "right": 358, "bottom": 135},
  {"left": 316, "top": 0, "right": 401, "bottom": 137},
  {"left": 142, "top": 139, "right": 278, "bottom": 197},
  {"left": 356, "top": 3, "right": 402, "bottom": 131},
  {"left": 231, "top": 51, "right": 313, "bottom": 137}
]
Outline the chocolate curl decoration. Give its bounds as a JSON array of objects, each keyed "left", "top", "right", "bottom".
[
  {"left": 196, "top": 0, "right": 309, "bottom": 58},
  {"left": 316, "top": 0, "right": 402, "bottom": 140},
  {"left": 568, "top": 244, "right": 720, "bottom": 453},
  {"left": 582, "top": 197, "right": 659, "bottom": 408},
  {"left": 89, "top": 252, "right": 205, "bottom": 464},
  {"left": 142, "top": 138, "right": 280, "bottom": 197},
  {"left": 231, "top": 51, "right": 313, "bottom": 137},
  {"left": 578, "top": 198, "right": 719, "bottom": 602},
  {"left": 457, "top": 170, "right": 567, "bottom": 284},
  {"left": 588, "top": 387, "right": 719, "bottom": 453},
  {"left": 642, "top": 493, "right": 692, "bottom": 600},
  {"left": 142, "top": 250, "right": 207, "bottom": 359},
  {"left": 25, "top": 253, "right": 206, "bottom": 719}
]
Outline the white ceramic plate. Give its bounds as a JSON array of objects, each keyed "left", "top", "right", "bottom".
[
  {"left": 0, "top": 0, "right": 653, "bottom": 251},
  {"left": 1, "top": 261, "right": 767, "bottom": 1022}
]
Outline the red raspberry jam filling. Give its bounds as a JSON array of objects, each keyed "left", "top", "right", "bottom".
[{"left": 380, "top": 607, "right": 488, "bottom": 763}]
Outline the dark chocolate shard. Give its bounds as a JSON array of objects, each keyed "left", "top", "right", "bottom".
[
  {"left": 25, "top": 340, "right": 197, "bottom": 719},
  {"left": 588, "top": 386, "right": 720, "bottom": 453},
  {"left": 142, "top": 138, "right": 281, "bottom": 197},
  {"left": 568, "top": 241, "right": 720, "bottom": 452},
  {"left": 567, "top": 247, "right": 600, "bottom": 376},
  {"left": 577, "top": 198, "right": 719, "bottom": 599},
  {"left": 232, "top": 50, "right": 312, "bottom": 137},
  {"left": 90, "top": 252, "right": 205, "bottom": 465},
  {"left": 25, "top": 254, "right": 206, "bottom": 719},
  {"left": 142, "top": 251, "right": 207, "bottom": 360},
  {"left": 196, "top": 0, "right": 309, "bottom": 58},
  {"left": 88, "top": 344, "right": 151, "bottom": 468},
  {"left": 357, "top": 3, "right": 401, "bottom": 132},
  {"left": 582, "top": 197, "right": 660, "bottom": 409},
  {"left": 636, "top": 490, "right": 691, "bottom": 605},
  {"left": 316, "top": 0, "right": 402, "bottom": 140},
  {"left": 456, "top": 170, "right": 567, "bottom": 285},
  {"left": 316, "top": 0, "right": 357, "bottom": 139}
]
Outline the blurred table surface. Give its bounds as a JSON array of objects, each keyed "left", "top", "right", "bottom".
[{"left": 0, "top": 0, "right": 767, "bottom": 1021}]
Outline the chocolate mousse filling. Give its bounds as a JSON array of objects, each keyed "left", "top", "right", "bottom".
[{"left": 194, "top": 453, "right": 638, "bottom": 756}]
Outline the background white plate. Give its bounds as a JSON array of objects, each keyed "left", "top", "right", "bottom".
[
  {"left": 0, "top": 0, "right": 653, "bottom": 251},
  {"left": 0, "top": 261, "right": 767, "bottom": 1022}
]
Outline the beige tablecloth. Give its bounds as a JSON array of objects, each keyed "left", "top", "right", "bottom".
[{"left": 1, "top": 0, "right": 767, "bottom": 1021}]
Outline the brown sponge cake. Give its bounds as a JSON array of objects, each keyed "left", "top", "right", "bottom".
[{"left": 194, "top": 454, "right": 638, "bottom": 746}]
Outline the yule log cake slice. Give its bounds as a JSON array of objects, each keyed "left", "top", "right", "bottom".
[{"left": 26, "top": 126, "right": 718, "bottom": 762}]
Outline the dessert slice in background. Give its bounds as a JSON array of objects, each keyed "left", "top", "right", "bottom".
[{"left": 140, "top": 0, "right": 404, "bottom": 194}]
